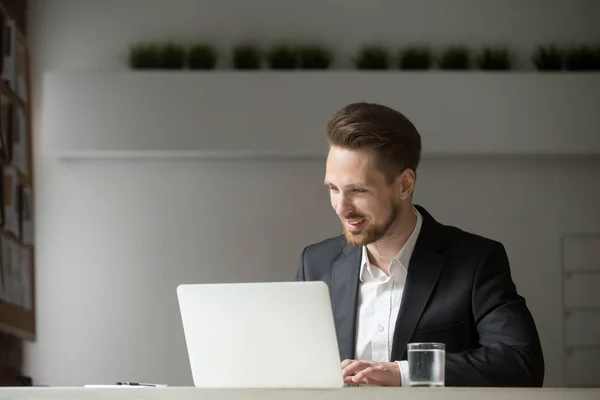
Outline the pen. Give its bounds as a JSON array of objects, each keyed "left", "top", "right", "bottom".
[{"left": 116, "top": 382, "right": 168, "bottom": 387}]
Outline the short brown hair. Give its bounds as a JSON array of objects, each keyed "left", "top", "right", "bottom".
[{"left": 326, "top": 102, "right": 422, "bottom": 182}]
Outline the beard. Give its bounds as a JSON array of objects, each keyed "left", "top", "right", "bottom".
[{"left": 341, "top": 202, "right": 400, "bottom": 247}]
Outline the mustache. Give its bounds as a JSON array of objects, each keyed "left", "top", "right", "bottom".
[{"left": 341, "top": 213, "right": 366, "bottom": 220}]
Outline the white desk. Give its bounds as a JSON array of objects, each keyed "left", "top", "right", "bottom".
[{"left": 0, "top": 387, "right": 598, "bottom": 400}]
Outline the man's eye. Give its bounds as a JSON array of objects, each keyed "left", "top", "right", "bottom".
[{"left": 352, "top": 188, "right": 365, "bottom": 193}]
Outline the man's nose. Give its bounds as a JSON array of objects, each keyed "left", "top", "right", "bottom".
[{"left": 335, "top": 195, "right": 353, "bottom": 216}]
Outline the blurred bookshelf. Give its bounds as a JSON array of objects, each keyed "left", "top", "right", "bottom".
[{"left": 0, "top": 0, "right": 34, "bottom": 387}]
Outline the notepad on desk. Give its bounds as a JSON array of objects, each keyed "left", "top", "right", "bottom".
[{"left": 85, "top": 382, "right": 168, "bottom": 388}]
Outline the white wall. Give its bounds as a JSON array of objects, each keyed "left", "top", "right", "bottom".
[
  {"left": 26, "top": 0, "right": 600, "bottom": 387},
  {"left": 33, "top": 0, "right": 600, "bottom": 71},
  {"left": 40, "top": 72, "right": 600, "bottom": 158}
]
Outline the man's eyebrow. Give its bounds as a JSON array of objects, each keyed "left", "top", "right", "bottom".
[
  {"left": 346, "top": 183, "right": 368, "bottom": 189},
  {"left": 324, "top": 181, "right": 367, "bottom": 188}
]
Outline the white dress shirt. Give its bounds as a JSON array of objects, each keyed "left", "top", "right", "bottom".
[{"left": 354, "top": 206, "right": 423, "bottom": 386}]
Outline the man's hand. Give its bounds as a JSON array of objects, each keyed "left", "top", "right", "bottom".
[{"left": 341, "top": 359, "right": 401, "bottom": 386}]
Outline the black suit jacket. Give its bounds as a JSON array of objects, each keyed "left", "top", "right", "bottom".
[{"left": 296, "top": 205, "right": 544, "bottom": 387}]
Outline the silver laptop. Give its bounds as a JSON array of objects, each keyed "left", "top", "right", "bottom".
[{"left": 177, "top": 281, "right": 345, "bottom": 388}]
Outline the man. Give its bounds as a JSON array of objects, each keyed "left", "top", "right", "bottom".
[{"left": 295, "top": 102, "right": 544, "bottom": 387}]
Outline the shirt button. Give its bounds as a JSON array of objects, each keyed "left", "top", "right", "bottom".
[{"left": 377, "top": 324, "right": 384, "bottom": 332}]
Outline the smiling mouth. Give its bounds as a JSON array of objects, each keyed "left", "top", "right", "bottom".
[{"left": 344, "top": 218, "right": 366, "bottom": 232}]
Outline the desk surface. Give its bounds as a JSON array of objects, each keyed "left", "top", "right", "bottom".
[{"left": 0, "top": 387, "right": 598, "bottom": 400}]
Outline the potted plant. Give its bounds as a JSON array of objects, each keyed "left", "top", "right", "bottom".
[
  {"left": 188, "top": 43, "right": 218, "bottom": 69},
  {"left": 297, "top": 45, "right": 333, "bottom": 69},
  {"left": 476, "top": 46, "right": 512, "bottom": 70},
  {"left": 157, "top": 43, "right": 185, "bottom": 69},
  {"left": 232, "top": 43, "right": 261, "bottom": 69},
  {"left": 128, "top": 43, "right": 161, "bottom": 69},
  {"left": 399, "top": 46, "right": 432, "bottom": 70},
  {"left": 438, "top": 45, "right": 470, "bottom": 70},
  {"left": 266, "top": 44, "right": 297, "bottom": 69},
  {"left": 532, "top": 45, "right": 563, "bottom": 71},
  {"left": 354, "top": 45, "right": 390, "bottom": 70},
  {"left": 564, "top": 45, "right": 600, "bottom": 71}
]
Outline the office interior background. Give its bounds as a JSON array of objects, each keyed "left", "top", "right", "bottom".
[{"left": 0, "top": 0, "right": 598, "bottom": 389}]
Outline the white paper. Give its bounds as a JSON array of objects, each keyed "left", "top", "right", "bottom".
[
  {"left": 10, "top": 239, "right": 21, "bottom": 307},
  {"left": 84, "top": 385, "right": 152, "bottom": 388},
  {"left": 3, "top": 167, "right": 20, "bottom": 235},
  {"left": 19, "top": 247, "right": 31, "bottom": 310},
  {"left": 15, "top": 40, "right": 28, "bottom": 102},
  {"left": 1, "top": 237, "right": 21, "bottom": 306},
  {"left": 1, "top": 238, "right": 12, "bottom": 303},
  {"left": 12, "top": 107, "right": 28, "bottom": 174},
  {"left": 1, "top": 20, "right": 16, "bottom": 90},
  {"left": 0, "top": 94, "right": 9, "bottom": 154},
  {"left": 0, "top": 242, "right": 5, "bottom": 302},
  {"left": 21, "top": 186, "right": 34, "bottom": 245}
]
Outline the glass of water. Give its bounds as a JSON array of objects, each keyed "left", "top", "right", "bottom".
[{"left": 406, "top": 342, "right": 445, "bottom": 387}]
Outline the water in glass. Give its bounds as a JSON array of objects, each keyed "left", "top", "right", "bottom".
[{"left": 407, "top": 343, "right": 445, "bottom": 387}]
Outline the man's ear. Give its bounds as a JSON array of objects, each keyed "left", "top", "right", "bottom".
[{"left": 398, "top": 169, "right": 416, "bottom": 200}]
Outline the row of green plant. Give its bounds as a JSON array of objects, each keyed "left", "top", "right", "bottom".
[{"left": 128, "top": 42, "right": 600, "bottom": 71}]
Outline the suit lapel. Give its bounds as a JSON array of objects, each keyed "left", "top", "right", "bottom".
[
  {"left": 391, "top": 206, "right": 448, "bottom": 360},
  {"left": 332, "top": 243, "right": 361, "bottom": 361}
]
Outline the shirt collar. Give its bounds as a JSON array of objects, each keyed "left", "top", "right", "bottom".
[{"left": 359, "top": 206, "right": 423, "bottom": 282}]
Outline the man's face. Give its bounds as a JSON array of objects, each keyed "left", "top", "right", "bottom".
[{"left": 324, "top": 146, "right": 404, "bottom": 246}]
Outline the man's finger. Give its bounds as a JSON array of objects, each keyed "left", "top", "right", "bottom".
[
  {"left": 345, "top": 373, "right": 385, "bottom": 386},
  {"left": 341, "top": 360, "right": 363, "bottom": 376},
  {"left": 353, "top": 366, "right": 390, "bottom": 384},
  {"left": 361, "top": 375, "right": 385, "bottom": 386},
  {"left": 353, "top": 366, "right": 376, "bottom": 381},
  {"left": 341, "top": 359, "right": 373, "bottom": 369},
  {"left": 342, "top": 360, "right": 368, "bottom": 377}
]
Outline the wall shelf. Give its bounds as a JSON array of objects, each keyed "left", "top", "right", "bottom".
[
  {"left": 42, "top": 71, "right": 600, "bottom": 159},
  {"left": 561, "top": 233, "right": 600, "bottom": 387},
  {"left": 566, "top": 345, "right": 600, "bottom": 351},
  {"left": 564, "top": 306, "right": 600, "bottom": 313}
]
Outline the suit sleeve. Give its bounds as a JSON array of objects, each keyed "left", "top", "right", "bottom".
[
  {"left": 444, "top": 242, "right": 545, "bottom": 387},
  {"left": 295, "top": 247, "right": 306, "bottom": 281}
]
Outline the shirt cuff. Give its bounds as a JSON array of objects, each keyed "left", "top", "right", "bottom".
[{"left": 396, "top": 360, "right": 409, "bottom": 386}]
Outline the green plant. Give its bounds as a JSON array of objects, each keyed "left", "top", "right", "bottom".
[
  {"left": 266, "top": 44, "right": 297, "bottom": 69},
  {"left": 354, "top": 45, "right": 390, "bottom": 70},
  {"left": 564, "top": 46, "right": 600, "bottom": 71},
  {"left": 232, "top": 43, "right": 261, "bottom": 69},
  {"left": 188, "top": 44, "right": 218, "bottom": 69},
  {"left": 532, "top": 45, "right": 563, "bottom": 71},
  {"left": 399, "top": 46, "right": 432, "bottom": 69},
  {"left": 476, "top": 46, "right": 512, "bottom": 70},
  {"left": 157, "top": 43, "right": 185, "bottom": 69},
  {"left": 297, "top": 45, "right": 333, "bottom": 69},
  {"left": 438, "top": 45, "right": 470, "bottom": 70},
  {"left": 128, "top": 43, "right": 161, "bottom": 69}
]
